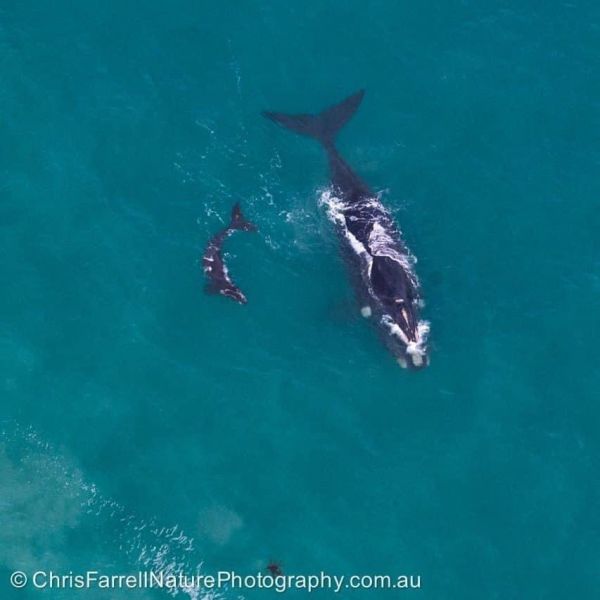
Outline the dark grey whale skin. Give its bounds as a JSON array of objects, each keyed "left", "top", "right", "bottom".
[
  {"left": 203, "top": 203, "right": 256, "bottom": 305},
  {"left": 263, "top": 91, "right": 428, "bottom": 368}
]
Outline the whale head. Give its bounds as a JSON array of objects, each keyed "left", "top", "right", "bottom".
[
  {"left": 367, "top": 254, "right": 429, "bottom": 369},
  {"left": 380, "top": 304, "right": 430, "bottom": 369}
]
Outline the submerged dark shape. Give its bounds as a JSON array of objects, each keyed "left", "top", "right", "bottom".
[
  {"left": 263, "top": 91, "right": 429, "bottom": 368},
  {"left": 203, "top": 202, "right": 257, "bottom": 304},
  {"left": 266, "top": 561, "right": 283, "bottom": 576}
]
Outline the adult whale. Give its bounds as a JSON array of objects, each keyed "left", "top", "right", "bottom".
[{"left": 263, "top": 90, "right": 430, "bottom": 368}]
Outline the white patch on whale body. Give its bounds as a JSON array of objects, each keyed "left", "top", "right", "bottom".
[
  {"left": 368, "top": 222, "right": 419, "bottom": 288},
  {"left": 361, "top": 306, "right": 372, "bottom": 318},
  {"left": 319, "top": 190, "right": 374, "bottom": 275},
  {"left": 347, "top": 229, "right": 369, "bottom": 260},
  {"left": 221, "top": 261, "right": 235, "bottom": 286},
  {"left": 320, "top": 190, "right": 420, "bottom": 291}
]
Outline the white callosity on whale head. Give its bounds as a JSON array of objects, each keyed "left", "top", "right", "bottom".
[
  {"left": 361, "top": 306, "right": 372, "bottom": 318},
  {"left": 406, "top": 344, "right": 423, "bottom": 367},
  {"left": 382, "top": 315, "right": 430, "bottom": 366},
  {"left": 405, "top": 320, "right": 430, "bottom": 366},
  {"left": 381, "top": 314, "right": 410, "bottom": 345}
]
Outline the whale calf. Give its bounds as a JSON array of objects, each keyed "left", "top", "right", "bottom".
[
  {"left": 263, "top": 91, "right": 430, "bottom": 368},
  {"left": 203, "top": 202, "right": 257, "bottom": 304}
]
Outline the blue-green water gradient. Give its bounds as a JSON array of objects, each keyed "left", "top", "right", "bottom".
[{"left": 1, "top": 2, "right": 599, "bottom": 599}]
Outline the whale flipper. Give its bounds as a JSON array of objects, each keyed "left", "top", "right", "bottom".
[
  {"left": 229, "top": 202, "right": 257, "bottom": 232},
  {"left": 263, "top": 90, "right": 365, "bottom": 147}
]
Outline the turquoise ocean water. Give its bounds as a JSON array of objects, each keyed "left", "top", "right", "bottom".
[{"left": 1, "top": 2, "right": 599, "bottom": 598}]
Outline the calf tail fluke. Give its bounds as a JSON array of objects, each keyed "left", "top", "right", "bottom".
[
  {"left": 262, "top": 89, "right": 365, "bottom": 148},
  {"left": 229, "top": 202, "right": 257, "bottom": 232}
]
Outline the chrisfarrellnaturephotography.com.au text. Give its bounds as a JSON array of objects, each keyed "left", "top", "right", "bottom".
[{"left": 9, "top": 569, "right": 422, "bottom": 593}]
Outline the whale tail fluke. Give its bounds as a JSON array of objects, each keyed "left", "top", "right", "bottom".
[
  {"left": 229, "top": 202, "right": 257, "bottom": 232},
  {"left": 263, "top": 89, "right": 365, "bottom": 148}
]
